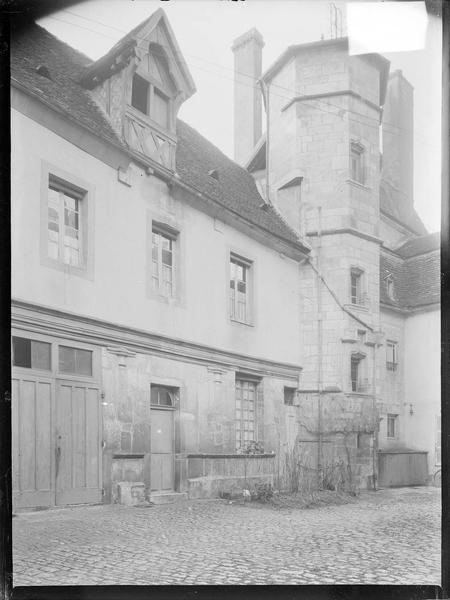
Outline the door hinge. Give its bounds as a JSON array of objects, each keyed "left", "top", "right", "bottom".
[{"left": 101, "top": 392, "right": 105, "bottom": 399}]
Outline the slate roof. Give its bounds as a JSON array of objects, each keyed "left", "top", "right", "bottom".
[
  {"left": 380, "top": 232, "right": 440, "bottom": 310},
  {"left": 10, "top": 24, "right": 126, "bottom": 150},
  {"left": 396, "top": 231, "right": 440, "bottom": 259},
  {"left": 175, "top": 120, "right": 303, "bottom": 245},
  {"left": 11, "top": 22, "right": 306, "bottom": 253},
  {"left": 380, "top": 184, "right": 427, "bottom": 236}
]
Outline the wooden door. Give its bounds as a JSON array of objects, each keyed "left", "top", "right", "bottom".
[
  {"left": 55, "top": 380, "right": 102, "bottom": 505},
  {"left": 12, "top": 375, "right": 54, "bottom": 509},
  {"left": 150, "top": 409, "right": 174, "bottom": 492}
]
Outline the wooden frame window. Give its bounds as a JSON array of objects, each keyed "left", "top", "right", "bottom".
[
  {"left": 48, "top": 178, "right": 84, "bottom": 267},
  {"left": 386, "top": 341, "right": 398, "bottom": 372},
  {"left": 152, "top": 225, "right": 176, "bottom": 297},
  {"left": 235, "top": 379, "right": 257, "bottom": 450},
  {"left": 350, "top": 141, "right": 366, "bottom": 184},
  {"left": 12, "top": 336, "right": 51, "bottom": 371},
  {"left": 129, "top": 45, "right": 174, "bottom": 132},
  {"left": 59, "top": 345, "right": 93, "bottom": 377},
  {"left": 230, "top": 254, "right": 252, "bottom": 323},
  {"left": 387, "top": 414, "right": 398, "bottom": 438}
]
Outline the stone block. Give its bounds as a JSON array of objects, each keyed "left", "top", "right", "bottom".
[{"left": 116, "top": 481, "right": 146, "bottom": 506}]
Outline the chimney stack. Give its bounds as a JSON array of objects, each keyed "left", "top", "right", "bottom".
[
  {"left": 232, "top": 29, "right": 264, "bottom": 166},
  {"left": 381, "top": 70, "right": 414, "bottom": 208}
]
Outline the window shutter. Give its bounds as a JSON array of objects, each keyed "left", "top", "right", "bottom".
[{"left": 256, "top": 385, "right": 264, "bottom": 444}]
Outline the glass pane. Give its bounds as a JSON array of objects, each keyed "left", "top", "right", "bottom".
[
  {"left": 152, "top": 89, "right": 169, "bottom": 129},
  {"left": 12, "top": 337, "right": 31, "bottom": 368},
  {"left": 162, "top": 249, "right": 172, "bottom": 266},
  {"left": 48, "top": 187, "right": 60, "bottom": 204},
  {"left": 59, "top": 346, "right": 92, "bottom": 376},
  {"left": 31, "top": 340, "right": 51, "bottom": 370},
  {"left": 64, "top": 194, "right": 78, "bottom": 212},
  {"left": 75, "top": 349, "right": 93, "bottom": 376},
  {"left": 59, "top": 346, "right": 76, "bottom": 374},
  {"left": 131, "top": 74, "right": 149, "bottom": 114},
  {"left": 159, "top": 389, "right": 173, "bottom": 406}
]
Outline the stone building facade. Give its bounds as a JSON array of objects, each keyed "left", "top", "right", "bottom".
[{"left": 10, "top": 10, "right": 440, "bottom": 510}]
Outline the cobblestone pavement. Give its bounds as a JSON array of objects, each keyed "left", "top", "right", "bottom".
[{"left": 13, "top": 486, "right": 440, "bottom": 586}]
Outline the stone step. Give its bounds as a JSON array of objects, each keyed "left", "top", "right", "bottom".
[{"left": 149, "top": 491, "right": 188, "bottom": 505}]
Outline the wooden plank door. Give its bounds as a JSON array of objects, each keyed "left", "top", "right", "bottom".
[
  {"left": 12, "top": 375, "right": 54, "bottom": 509},
  {"left": 55, "top": 380, "right": 102, "bottom": 505},
  {"left": 150, "top": 409, "right": 174, "bottom": 492}
]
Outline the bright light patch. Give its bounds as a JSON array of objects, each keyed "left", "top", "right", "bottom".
[{"left": 347, "top": 2, "right": 427, "bottom": 55}]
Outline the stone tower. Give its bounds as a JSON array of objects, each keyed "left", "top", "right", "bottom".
[{"left": 242, "top": 37, "right": 391, "bottom": 488}]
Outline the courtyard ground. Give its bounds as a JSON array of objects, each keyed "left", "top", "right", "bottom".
[{"left": 13, "top": 486, "right": 440, "bottom": 586}]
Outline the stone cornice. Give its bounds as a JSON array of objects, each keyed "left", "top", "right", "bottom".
[
  {"left": 306, "top": 227, "right": 382, "bottom": 245},
  {"left": 11, "top": 299, "right": 301, "bottom": 381},
  {"left": 282, "top": 89, "right": 381, "bottom": 114}
]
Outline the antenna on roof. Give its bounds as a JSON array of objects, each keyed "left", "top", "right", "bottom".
[{"left": 328, "top": 3, "right": 345, "bottom": 39}]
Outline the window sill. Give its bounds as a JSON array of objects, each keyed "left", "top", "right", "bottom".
[
  {"left": 346, "top": 179, "right": 371, "bottom": 191},
  {"left": 41, "top": 256, "right": 92, "bottom": 280},
  {"left": 344, "top": 303, "right": 369, "bottom": 313},
  {"left": 230, "top": 318, "right": 254, "bottom": 328}
]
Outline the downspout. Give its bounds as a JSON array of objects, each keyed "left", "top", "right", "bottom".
[
  {"left": 259, "top": 79, "right": 271, "bottom": 204},
  {"left": 317, "top": 206, "right": 323, "bottom": 488}
]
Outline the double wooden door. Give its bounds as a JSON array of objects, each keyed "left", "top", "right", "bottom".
[{"left": 12, "top": 374, "right": 102, "bottom": 509}]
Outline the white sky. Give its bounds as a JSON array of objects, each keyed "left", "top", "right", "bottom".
[{"left": 38, "top": 0, "right": 442, "bottom": 233}]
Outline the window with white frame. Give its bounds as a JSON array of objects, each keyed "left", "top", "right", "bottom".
[
  {"left": 235, "top": 378, "right": 258, "bottom": 450},
  {"left": 350, "top": 267, "right": 365, "bottom": 305},
  {"left": 436, "top": 414, "right": 441, "bottom": 466},
  {"left": 386, "top": 341, "right": 398, "bottom": 372},
  {"left": 230, "top": 254, "right": 252, "bottom": 323},
  {"left": 47, "top": 178, "right": 84, "bottom": 267},
  {"left": 350, "top": 141, "right": 366, "bottom": 184},
  {"left": 152, "top": 225, "right": 176, "bottom": 296},
  {"left": 387, "top": 414, "right": 398, "bottom": 438}
]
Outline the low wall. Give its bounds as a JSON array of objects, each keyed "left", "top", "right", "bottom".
[{"left": 186, "top": 453, "right": 275, "bottom": 499}]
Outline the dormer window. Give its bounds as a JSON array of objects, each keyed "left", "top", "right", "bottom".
[{"left": 129, "top": 44, "right": 175, "bottom": 132}]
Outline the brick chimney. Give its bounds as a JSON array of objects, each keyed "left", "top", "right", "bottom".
[
  {"left": 232, "top": 29, "right": 264, "bottom": 166},
  {"left": 381, "top": 70, "right": 414, "bottom": 208}
]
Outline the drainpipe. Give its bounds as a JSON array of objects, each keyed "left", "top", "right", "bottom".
[
  {"left": 372, "top": 335, "right": 380, "bottom": 490},
  {"left": 317, "top": 206, "right": 323, "bottom": 488},
  {"left": 259, "top": 79, "right": 271, "bottom": 204}
]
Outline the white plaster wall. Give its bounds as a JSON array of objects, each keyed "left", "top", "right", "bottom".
[
  {"left": 403, "top": 308, "right": 441, "bottom": 472},
  {"left": 11, "top": 109, "right": 301, "bottom": 366}
]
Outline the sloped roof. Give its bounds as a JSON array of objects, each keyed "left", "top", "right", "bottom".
[
  {"left": 176, "top": 121, "right": 303, "bottom": 246},
  {"left": 396, "top": 231, "right": 440, "bottom": 258},
  {"left": 380, "top": 232, "right": 440, "bottom": 310},
  {"left": 11, "top": 21, "right": 306, "bottom": 252},
  {"left": 380, "top": 184, "right": 427, "bottom": 236},
  {"left": 10, "top": 23, "right": 125, "bottom": 150}
]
